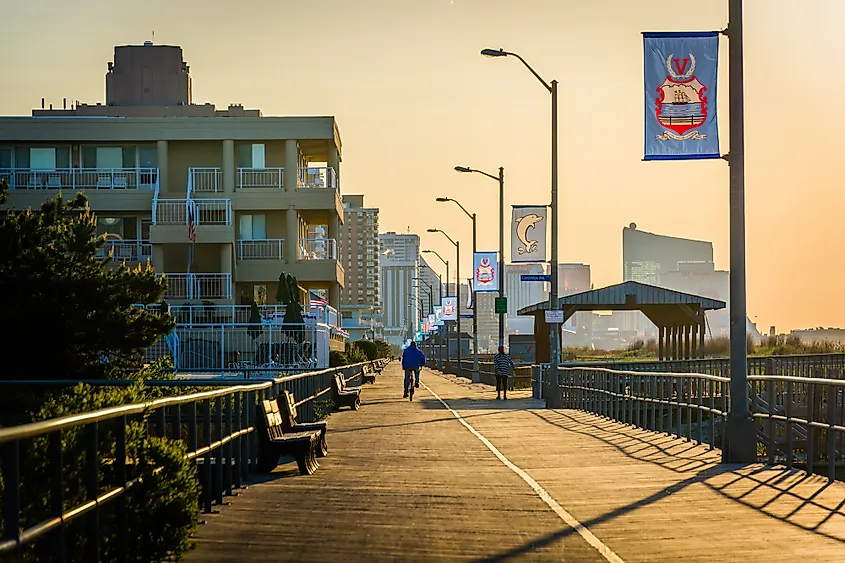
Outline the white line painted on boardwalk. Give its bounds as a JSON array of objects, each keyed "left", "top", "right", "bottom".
[{"left": 421, "top": 381, "right": 626, "bottom": 563}]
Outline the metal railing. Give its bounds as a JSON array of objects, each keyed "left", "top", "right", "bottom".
[
  {"left": 237, "top": 239, "right": 284, "bottom": 260},
  {"left": 188, "top": 167, "right": 222, "bottom": 193},
  {"left": 566, "top": 353, "right": 845, "bottom": 380},
  {"left": 299, "top": 238, "right": 337, "bottom": 260},
  {"left": 0, "top": 168, "right": 158, "bottom": 190},
  {"left": 555, "top": 366, "right": 845, "bottom": 481},
  {"left": 0, "top": 360, "right": 388, "bottom": 559},
  {"left": 96, "top": 239, "right": 152, "bottom": 262},
  {"left": 297, "top": 167, "right": 337, "bottom": 190},
  {"left": 153, "top": 198, "right": 233, "bottom": 226},
  {"left": 237, "top": 167, "right": 284, "bottom": 189},
  {"left": 136, "top": 303, "right": 342, "bottom": 329},
  {"left": 145, "top": 323, "right": 331, "bottom": 372},
  {"left": 161, "top": 273, "right": 232, "bottom": 300}
]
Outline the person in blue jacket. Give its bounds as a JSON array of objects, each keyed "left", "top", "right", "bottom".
[{"left": 401, "top": 341, "right": 426, "bottom": 398}]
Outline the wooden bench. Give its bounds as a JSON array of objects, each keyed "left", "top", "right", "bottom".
[
  {"left": 278, "top": 390, "right": 329, "bottom": 458},
  {"left": 255, "top": 397, "right": 322, "bottom": 475},
  {"left": 332, "top": 373, "right": 361, "bottom": 411},
  {"left": 362, "top": 364, "right": 377, "bottom": 385}
]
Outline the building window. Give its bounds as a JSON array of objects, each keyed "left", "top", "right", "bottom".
[
  {"left": 253, "top": 284, "right": 267, "bottom": 305},
  {"left": 239, "top": 214, "right": 267, "bottom": 239}
]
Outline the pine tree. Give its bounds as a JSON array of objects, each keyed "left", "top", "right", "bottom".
[{"left": 0, "top": 180, "right": 174, "bottom": 380}]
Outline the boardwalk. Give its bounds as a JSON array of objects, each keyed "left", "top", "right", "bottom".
[{"left": 186, "top": 363, "right": 845, "bottom": 562}]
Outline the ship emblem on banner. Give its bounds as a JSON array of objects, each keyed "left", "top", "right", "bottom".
[
  {"left": 643, "top": 32, "right": 720, "bottom": 160},
  {"left": 441, "top": 297, "right": 457, "bottom": 321},
  {"left": 473, "top": 252, "right": 498, "bottom": 293},
  {"left": 511, "top": 205, "right": 547, "bottom": 263}
]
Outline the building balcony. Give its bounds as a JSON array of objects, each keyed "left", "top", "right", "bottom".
[
  {"left": 237, "top": 167, "right": 284, "bottom": 190},
  {"left": 0, "top": 167, "right": 158, "bottom": 191},
  {"left": 188, "top": 167, "right": 222, "bottom": 194},
  {"left": 150, "top": 198, "right": 233, "bottom": 244},
  {"left": 97, "top": 239, "right": 152, "bottom": 263},
  {"left": 237, "top": 239, "right": 284, "bottom": 260},
  {"left": 300, "top": 238, "right": 337, "bottom": 261},
  {"left": 161, "top": 273, "right": 232, "bottom": 301},
  {"left": 298, "top": 167, "right": 337, "bottom": 190}
]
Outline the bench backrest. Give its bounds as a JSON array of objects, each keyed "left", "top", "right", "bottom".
[
  {"left": 279, "top": 390, "right": 298, "bottom": 432},
  {"left": 334, "top": 373, "right": 346, "bottom": 393},
  {"left": 260, "top": 399, "right": 285, "bottom": 440}
]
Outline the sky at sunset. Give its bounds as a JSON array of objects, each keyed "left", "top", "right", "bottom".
[{"left": 1, "top": 0, "right": 844, "bottom": 332}]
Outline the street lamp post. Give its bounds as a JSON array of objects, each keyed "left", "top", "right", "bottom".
[
  {"left": 422, "top": 250, "right": 449, "bottom": 369},
  {"left": 427, "top": 229, "right": 462, "bottom": 376},
  {"left": 436, "top": 197, "right": 480, "bottom": 383},
  {"left": 454, "top": 166, "right": 506, "bottom": 352},
  {"left": 481, "top": 48, "right": 561, "bottom": 408}
]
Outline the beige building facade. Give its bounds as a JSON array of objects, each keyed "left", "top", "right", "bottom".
[{"left": 0, "top": 43, "right": 344, "bottom": 310}]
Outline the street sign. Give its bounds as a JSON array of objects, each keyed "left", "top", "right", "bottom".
[
  {"left": 545, "top": 310, "right": 564, "bottom": 324},
  {"left": 459, "top": 313, "right": 474, "bottom": 319},
  {"left": 520, "top": 274, "right": 551, "bottom": 282},
  {"left": 494, "top": 297, "right": 507, "bottom": 314}
]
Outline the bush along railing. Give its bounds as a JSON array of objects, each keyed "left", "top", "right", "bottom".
[
  {"left": 557, "top": 367, "right": 845, "bottom": 482},
  {"left": 0, "top": 360, "right": 385, "bottom": 562}
]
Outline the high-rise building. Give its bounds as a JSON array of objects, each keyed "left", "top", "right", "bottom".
[
  {"left": 558, "top": 263, "right": 591, "bottom": 295},
  {"left": 418, "top": 256, "right": 442, "bottom": 313},
  {"left": 504, "top": 263, "right": 545, "bottom": 334},
  {"left": 623, "top": 223, "right": 713, "bottom": 284},
  {"left": 379, "top": 232, "right": 420, "bottom": 345},
  {"left": 1, "top": 42, "right": 344, "bottom": 311},
  {"left": 339, "top": 195, "right": 381, "bottom": 340}
]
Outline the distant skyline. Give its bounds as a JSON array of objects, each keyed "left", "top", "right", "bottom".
[{"left": 1, "top": 0, "right": 843, "bottom": 332}]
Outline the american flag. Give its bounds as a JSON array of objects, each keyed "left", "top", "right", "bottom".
[
  {"left": 309, "top": 293, "right": 328, "bottom": 307},
  {"left": 187, "top": 205, "right": 196, "bottom": 243}
]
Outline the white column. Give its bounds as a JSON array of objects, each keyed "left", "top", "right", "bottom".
[
  {"left": 156, "top": 140, "right": 169, "bottom": 193},
  {"left": 285, "top": 207, "right": 299, "bottom": 263},
  {"left": 222, "top": 139, "right": 235, "bottom": 194},
  {"left": 284, "top": 139, "right": 298, "bottom": 193}
]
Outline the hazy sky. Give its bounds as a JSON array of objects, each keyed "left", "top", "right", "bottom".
[{"left": 1, "top": 0, "right": 844, "bottom": 332}]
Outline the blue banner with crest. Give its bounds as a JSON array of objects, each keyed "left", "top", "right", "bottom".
[{"left": 643, "top": 32, "right": 720, "bottom": 160}]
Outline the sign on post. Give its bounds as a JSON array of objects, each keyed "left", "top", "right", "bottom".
[
  {"left": 521, "top": 274, "right": 551, "bottom": 282},
  {"left": 545, "top": 310, "right": 564, "bottom": 324},
  {"left": 494, "top": 297, "right": 507, "bottom": 314}
]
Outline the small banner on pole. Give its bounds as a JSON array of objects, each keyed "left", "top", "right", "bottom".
[
  {"left": 473, "top": 252, "right": 498, "bottom": 293},
  {"left": 441, "top": 297, "right": 457, "bottom": 322},
  {"left": 511, "top": 206, "right": 547, "bottom": 263},
  {"left": 643, "top": 31, "right": 721, "bottom": 161},
  {"left": 467, "top": 278, "right": 474, "bottom": 308}
]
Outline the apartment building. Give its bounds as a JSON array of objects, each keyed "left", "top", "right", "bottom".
[
  {"left": 379, "top": 232, "right": 420, "bottom": 346},
  {"left": 339, "top": 194, "right": 381, "bottom": 340},
  {"left": 0, "top": 42, "right": 344, "bottom": 313}
]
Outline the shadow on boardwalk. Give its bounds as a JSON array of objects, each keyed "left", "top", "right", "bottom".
[{"left": 528, "top": 409, "right": 845, "bottom": 546}]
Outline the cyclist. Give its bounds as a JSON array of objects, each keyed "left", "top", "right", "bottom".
[{"left": 401, "top": 341, "right": 426, "bottom": 399}]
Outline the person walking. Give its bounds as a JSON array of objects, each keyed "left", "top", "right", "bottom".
[
  {"left": 401, "top": 341, "right": 426, "bottom": 398},
  {"left": 493, "top": 346, "right": 515, "bottom": 400}
]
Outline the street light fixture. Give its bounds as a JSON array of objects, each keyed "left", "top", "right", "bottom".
[
  {"left": 422, "top": 249, "right": 448, "bottom": 367},
  {"left": 454, "top": 165, "right": 505, "bottom": 352},
  {"left": 427, "top": 228, "right": 463, "bottom": 375},
  {"left": 436, "top": 197, "right": 480, "bottom": 383},
  {"left": 482, "top": 46, "right": 561, "bottom": 409}
]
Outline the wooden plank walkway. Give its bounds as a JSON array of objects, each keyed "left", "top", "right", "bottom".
[{"left": 185, "top": 363, "right": 845, "bottom": 562}]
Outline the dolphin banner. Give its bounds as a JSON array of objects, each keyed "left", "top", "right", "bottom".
[
  {"left": 511, "top": 205, "right": 547, "bottom": 263},
  {"left": 473, "top": 252, "right": 498, "bottom": 293},
  {"left": 643, "top": 31, "right": 720, "bottom": 161}
]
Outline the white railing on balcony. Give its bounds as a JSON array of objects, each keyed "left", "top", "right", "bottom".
[
  {"left": 299, "top": 238, "right": 337, "bottom": 260},
  {"left": 97, "top": 239, "right": 152, "bottom": 262},
  {"left": 153, "top": 198, "right": 232, "bottom": 226},
  {"left": 0, "top": 168, "right": 159, "bottom": 190},
  {"left": 137, "top": 302, "right": 342, "bottom": 330},
  {"left": 161, "top": 273, "right": 232, "bottom": 300},
  {"left": 237, "top": 167, "right": 284, "bottom": 189},
  {"left": 188, "top": 167, "right": 222, "bottom": 193},
  {"left": 298, "top": 167, "right": 337, "bottom": 190},
  {"left": 237, "top": 239, "right": 284, "bottom": 260}
]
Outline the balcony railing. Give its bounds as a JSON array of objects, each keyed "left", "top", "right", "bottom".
[
  {"left": 237, "top": 167, "right": 284, "bottom": 189},
  {"left": 298, "top": 167, "right": 337, "bottom": 190},
  {"left": 161, "top": 273, "right": 232, "bottom": 300},
  {"left": 299, "top": 238, "right": 337, "bottom": 260},
  {"left": 96, "top": 239, "right": 152, "bottom": 262},
  {"left": 153, "top": 198, "right": 233, "bottom": 226},
  {"left": 237, "top": 239, "right": 284, "bottom": 260},
  {"left": 0, "top": 168, "right": 158, "bottom": 190},
  {"left": 188, "top": 167, "right": 222, "bottom": 193}
]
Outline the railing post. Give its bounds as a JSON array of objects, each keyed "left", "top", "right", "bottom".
[
  {"left": 806, "top": 382, "right": 815, "bottom": 476},
  {"left": 115, "top": 416, "right": 127, "bottom": 563},
  {"left": 785, "top": 380, "right": 794, "bottom": 470},
  {"left": 215, "top": 396, "right": 224, "bottom": 505},
  {"left": 85, "top": 422, "right": 100, "bottom": 562},
  {"left": 202, "top": 399, "right": 212, "bottom": 513},
  {"left": 827, "top": 383, "right": 837, "bottom": 482},
  {"left": 225, "top": 394, "right": 234, "bottom": 496},
  {"left": 767, "top": 380, "right": 776, "bottom": 465},
  {"left": 49, "top": 431, "right": 65, "bottom": 562}
]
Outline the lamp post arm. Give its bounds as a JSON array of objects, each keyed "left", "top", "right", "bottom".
[{"left": 506, "top": 51, "right": 553, "bottom": 93}]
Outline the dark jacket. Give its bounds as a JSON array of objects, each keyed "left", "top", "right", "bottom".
[{"left": 401, "top": 346, "right": 426, "bottom": 370}]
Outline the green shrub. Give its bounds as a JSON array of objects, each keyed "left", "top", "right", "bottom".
[{"left": 353, "top": 340, "right": 378, "bottom": 361}]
